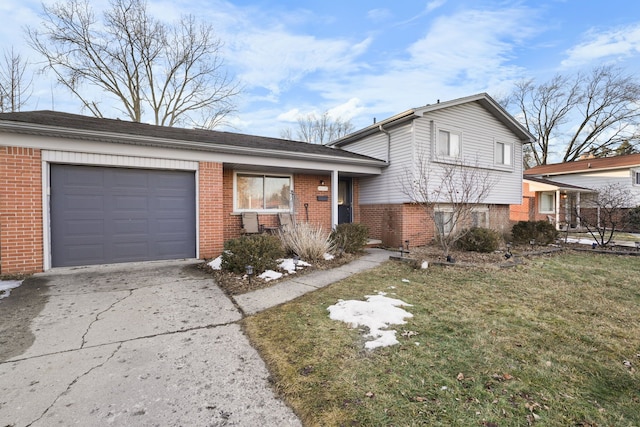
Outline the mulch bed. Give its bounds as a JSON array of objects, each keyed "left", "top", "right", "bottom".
[
  {"left": 204, "top": 241, "right": 627, "bottom": 296},
  {"left": 200, "top": 252, "right": 359, "bottom": 296}
]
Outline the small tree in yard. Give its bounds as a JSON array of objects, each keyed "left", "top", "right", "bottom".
[
  {"left": 574, "top": 183, "right": 634, "bottom": 247},
  {"left": 400, "top": 153, "right": 496, "bottom": 256}
]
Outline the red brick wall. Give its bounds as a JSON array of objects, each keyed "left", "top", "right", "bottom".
[
  {"left": 0, "top": 147, "right": 43, "bottom": 274},
  {"left": 361, "top": 202, "right": 512, "bottom": 248},
  {"left": 198, "top": 161, "right": 224, "bottom": 259},
  {"left": 510, "top": 182, "right": 537, "bottom": 222},
  {"left": 222, "top": 170, "right": 335, "bottom": 241}
]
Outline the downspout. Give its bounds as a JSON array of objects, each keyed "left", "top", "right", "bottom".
[{"left": 379, "top": 124, "right": 391, "bottom": 164}]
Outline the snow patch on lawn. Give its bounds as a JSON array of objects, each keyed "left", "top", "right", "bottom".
[
  {"left": 327, "top": 292, "right": 413, "bottom": 349},
  {"left": 279, "top": 258, "right": 311, "bottom": 274},
  {"left": 259, "top": 270, "right": 283, "bottom": 282},
  {"left": 208, "top": 256, "right": 222, "bottom": 270}
]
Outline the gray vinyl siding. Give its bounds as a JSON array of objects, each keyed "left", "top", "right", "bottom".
[
  {"left": 357, "top": 122, "right": 415, "bottom": 205},
  {"left": 547, "top": 170, "right": 640, "bottom": 206},
  {"left": 339, "top": 132, "right": 388, "bottom": 161},
  {"left": 342, "top": 100, "right": 525, "bottom": 206},
  {"left": 416, "top": 102, "right": 523, "bottom": 205}
]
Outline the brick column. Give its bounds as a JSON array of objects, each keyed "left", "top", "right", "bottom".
[
  {"left": 198, "top": 161, "right": 224, "bottom": 259},
  {"left": 0, "top": 147, "right": 43, "bottom": 274}
]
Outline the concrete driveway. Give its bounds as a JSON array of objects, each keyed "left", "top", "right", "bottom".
[{"left": 0, "top": 260, "right": 301, "bottom": 426}]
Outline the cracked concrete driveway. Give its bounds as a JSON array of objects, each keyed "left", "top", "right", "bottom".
[{"left": 0, "top": 260, "right": 301, "bottom": 427}]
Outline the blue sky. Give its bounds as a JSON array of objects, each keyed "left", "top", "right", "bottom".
[{"left": 2, "top": 0, "right": 640, "bottom": 138}]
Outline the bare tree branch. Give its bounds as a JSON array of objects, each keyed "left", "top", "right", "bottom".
[
  {"left": 26, "top": 0, "right": 240, "bottom": 128},
  {"left": 0, "top": 47, "right": 33, "bottom": 112},
  {"left": 280, "top": 111, "right": 355, "bottom": 144},
  {"left": 399, "top": 151, "right": 496, "bottom": 256},
  {"left": 505, "top": 65, "right": 640, "bottom": 165},
  {"left": 574, "top": 183, "right": 634, "bottom": 246}
]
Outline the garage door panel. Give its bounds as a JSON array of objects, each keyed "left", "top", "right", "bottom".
[
  {"left": 112, "top": 242, "right": 150, "bottom": 259},
  {"left": 51, "top": 165, "right": 196, "bottom": 267},
  {"left": 63, "top": 219, "right": 105, "bottom": 237},
  {"left": 113, "top": 195, "right": 149, "bottom": 210},
  {"left": 112, "top": 219, "right": 149, "bottom": 235},
  {"left": 65, "top": 244, "right": 105, "bottom": 264}
]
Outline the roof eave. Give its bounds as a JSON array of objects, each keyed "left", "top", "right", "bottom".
[
  {"left": 0, "top": 120, "right": 388, "bottom": 168},
  {"left": 328, "top": 110, "right": 416, "bottom": 147}
]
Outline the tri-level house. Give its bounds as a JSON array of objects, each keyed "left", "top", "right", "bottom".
[
  {"left": 0, "top": 93, "right": 532, "bottom": 274},
  {"left": 330, "top": 93, "right": 535, "bottom": 247}
]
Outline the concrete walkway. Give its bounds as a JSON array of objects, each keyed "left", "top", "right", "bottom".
[
  {"left": 0, "top": 248, "right": 392, "bottom": 427},
  {"left": 234, "top": 248, "right": 392, "bottom": 315}
]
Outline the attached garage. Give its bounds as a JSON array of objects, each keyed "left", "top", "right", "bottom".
[{"left": 50, "top": 164, "right": 196, "bottom": 267}]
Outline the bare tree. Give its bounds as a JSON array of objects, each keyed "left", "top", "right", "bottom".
[
  {"left": 0, "top": 48, "right": 32, "bottom": 112},
  {"left": 574, "top": 183, "right": 634, "bottom": 247},
  {"left": 399, "top": 152, "right": 496, "bottom": 256},
  {"left": 26, "top": 0, "right": 240, "bottom": 128},
  {"left": 506, "top": 65, "right": 640, "bottom": 165},
  {"left": 280, "top": 111, "right": 354, "bottom": 144}
]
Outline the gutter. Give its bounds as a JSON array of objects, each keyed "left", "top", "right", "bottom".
[
  {"left": 378, "top": 124, "right": 391, "bottom": 164},
  {"left": 0, "top": 121, "right": 388, "bottom": 168}
]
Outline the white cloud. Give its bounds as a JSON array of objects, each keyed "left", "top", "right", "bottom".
[
  {"left": 276, "top": 108, "right": 302, "bottom": 122},
  {"left": 228, "top": 29, "right": 369, "bottom": 96},
  {"left": 305, "top": 6, "right": 537, "bottom": 125},
  {"left": 327, "top": 98, "right": 365, "bottom": 121},
  {"left": 561, "top": 24, "right": 640, "bottom": 68},
  {"left": 425, "top": 0, "right": 447, "bottom": 13},
  {"left": 367, "top": 8, "right": 392, "bottom": 23}
]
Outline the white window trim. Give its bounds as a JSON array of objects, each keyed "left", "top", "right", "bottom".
[
  {"left": 632, "top": 169, "right": 640, "bottom": 186},
  {"left": 434, "top": 126, "right": 463, "bottom": 162},
  {"left": 494, "top": 139, "right": 514, "bottom": 169},
  {"left": 233, "top": 171, "right": 293, "bottom": 213},
  {"left": 539, "top": 191, "right": 556, "bottom": 214}
]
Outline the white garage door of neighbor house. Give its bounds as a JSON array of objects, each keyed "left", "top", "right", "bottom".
[{"left": 50, "top": 164, "right": 196, "bottom": 268}]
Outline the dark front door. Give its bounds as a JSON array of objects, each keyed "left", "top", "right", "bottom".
[
  {"left": 338, "top": 178, "right": 352, "bottom": 224},
  {"left": 50, "top": 164, "right": 196, "bottom": 267}
]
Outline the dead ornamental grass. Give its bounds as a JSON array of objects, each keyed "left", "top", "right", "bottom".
[{"left": 243, "top": 252, "right": 640, "bottom": 427}]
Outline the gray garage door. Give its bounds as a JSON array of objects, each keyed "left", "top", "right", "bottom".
[{"left": 51, "top": 164, "right": 196, "bottom": 267}]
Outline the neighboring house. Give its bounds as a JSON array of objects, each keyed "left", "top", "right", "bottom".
[
  {"left": 329, "top": 93, "right": 535, "bottom": 248},
  {"left": 0, "top": 111, "right": 386, "bottom": 274},
  {"left": 511, "top": 153, "right": 640, "bottom": 229}
]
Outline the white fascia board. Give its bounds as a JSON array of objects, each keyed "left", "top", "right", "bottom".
[
  {"left": 1, "top": 132, "right": 383, "bottom": 175},
  {"left": 0, "top": 122, "right": 386, "bottom": 168}
]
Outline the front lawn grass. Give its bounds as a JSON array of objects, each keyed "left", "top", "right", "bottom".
[{"left": 243, "top": 252, "right": 640, "bottom": 426}]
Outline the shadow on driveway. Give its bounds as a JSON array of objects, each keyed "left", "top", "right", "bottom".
[{"left": 0, "top": 260, "right": 301, "bottom": 427}]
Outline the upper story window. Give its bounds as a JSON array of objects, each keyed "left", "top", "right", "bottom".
[
  {"left": 495, "top": 141, "right": 512, "bottom": 166},
  {"left": 235, "top": 173, "right": 291, "bottom": 212},
  {"left": 437, "top": 129, "right": 461, "bottom": 158}
]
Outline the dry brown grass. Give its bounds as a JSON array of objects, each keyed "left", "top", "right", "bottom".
[{"left": 244, "top": 251, "right": 640, "bottom": 426}]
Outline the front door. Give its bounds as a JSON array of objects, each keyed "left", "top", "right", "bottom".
[{"left": 338, "top": 178, "right": 352, "bottom": 224}]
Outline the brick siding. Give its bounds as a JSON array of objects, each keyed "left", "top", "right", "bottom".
[
  {"left": 361, "top": 203, "right": 512, "bottom": 248},
  {"left": 0, "top": 147, "right": 43, "bottom": 274},
  {"left": 198, "top": 161, "right": 224, "bottom": 259},
  {"left": 222, "top": 169, "right": 336, "bottom": 241}
]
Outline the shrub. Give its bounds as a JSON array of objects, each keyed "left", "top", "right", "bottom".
[
  {"left": 279, "top": 222, "right": 332, "bottom": 262},
  {"left": 456, "top": 227, "right": 502, "bottom": 253},
  {"left": 221, "top": 234, "right": 285, "bottom": 274},
  {"left": 330, "top": 223, "right": 369, "bottom": 254},
  {"left": 626, "top": 206, "right": 640, "bottom": 232},
  {"left": 511, "top": 220, "right": 558, "bottom": 245}
]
